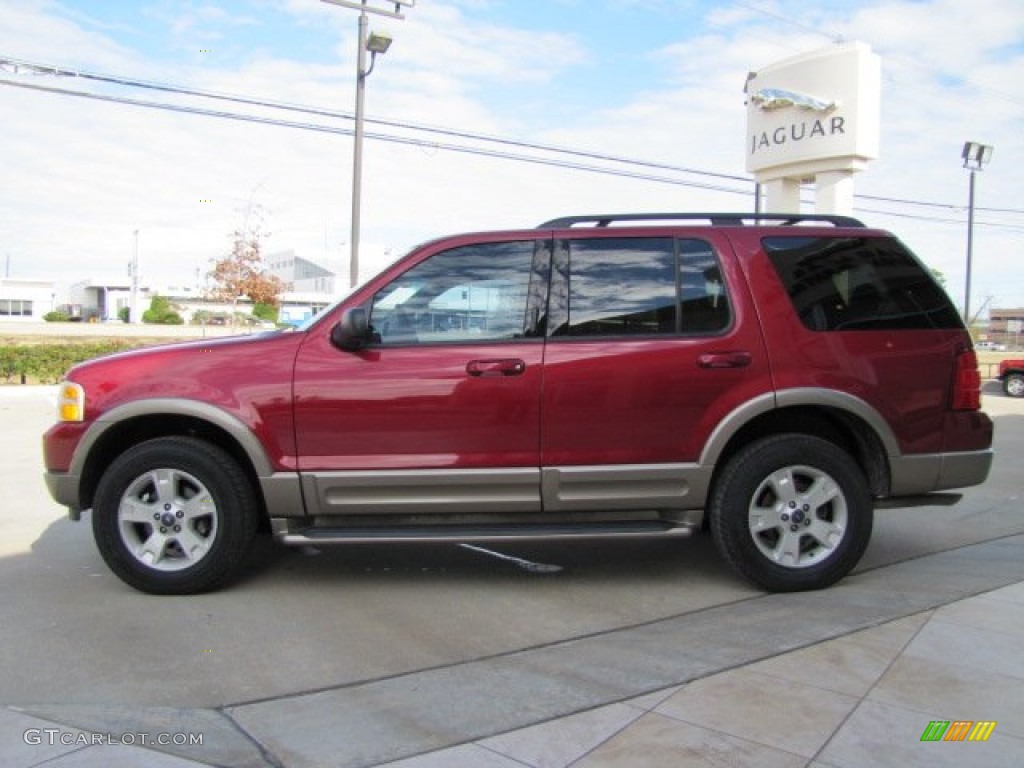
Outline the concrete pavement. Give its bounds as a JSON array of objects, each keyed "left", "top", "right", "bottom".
[
  {"left": 5, "top": 562, "right": 1023, "bottom": 767},
  {"left": 2, "top": 385, "right": 1022, "bottom": 767}
]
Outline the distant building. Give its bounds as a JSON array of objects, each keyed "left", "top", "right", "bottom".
[
  {"left": 267, "top": 250, "right": 336, "bottom": 294},
  {"left": 988, "top": 308, "right": 1024, "bottom": 349},
  {"left": 68, "top": 278, "right": 141, "bottom": 321},
  {"left": 267, "top": 250, "right": 339, "bottom": 326},
  {"left": 0, "top": 278, "right": 56, "bottom": 321}
]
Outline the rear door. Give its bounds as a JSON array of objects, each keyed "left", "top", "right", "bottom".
[{"left": 539, "top": 231, "right": 771, "bottom": 510}]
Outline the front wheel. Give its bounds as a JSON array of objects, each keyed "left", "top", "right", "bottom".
[
  {"left": 92, "top": 437, "right": 259, "bottom": 594},
  {"left": 1004, "top": 373, "right": 1024, "bottom": 398},
  {"left": 710, "top": 434, "right": 873, "bottom": 592}
]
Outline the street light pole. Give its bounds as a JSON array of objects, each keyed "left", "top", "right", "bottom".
[
  {"left": 322, "top": 0, "right": 414, "bottom": 289},
  {"left": 351, "top": 9, "right": 369, "bottom": 289},
  {"left": 130, "top": 229, "right": 140, "bottom": 324},
  {"left": 961, "top": 141, "right": 993, "bottom": 326},
  {"left": 965, "top": 165, "right": 976, "bottom": 324}
]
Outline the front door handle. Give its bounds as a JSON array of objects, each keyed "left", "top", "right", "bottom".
[
  {"left": 466, "top": 358, "right": 527, "bottom": 377},
  {"left": 697, "top": 351, "right": 752, "bottom": 369}
]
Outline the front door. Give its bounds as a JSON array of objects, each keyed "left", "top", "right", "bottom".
[{"left": 293, "top": 237, "right": 550, "bottom": 516}]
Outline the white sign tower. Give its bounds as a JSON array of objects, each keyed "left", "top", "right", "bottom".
[{"left": 745, "top": 42, "right": 881, "bottom": 215}]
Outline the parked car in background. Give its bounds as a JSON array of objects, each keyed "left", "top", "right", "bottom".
[
  {"left": 977, "top": 341, "right": 1008, "bottom": 352},
  {"left": 999, "top": 359, "right": 1024, "bottom": 398}
]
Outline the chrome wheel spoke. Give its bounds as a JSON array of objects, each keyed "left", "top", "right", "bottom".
[
  {"left": 766, "top": 468, "right": 800, "bottom": 506},
  {"left": 773, "top": 528, "right": 804, "bottom": 565},
  {"left": 174, "top": 525, "right": 211, "bottom": 562},
  {"left": 119, "top": 496, "right": 156, "bottom": 523},
  {"left": 749, "top": 503, "right": 785, "bottom": 533},
  {"left": 801, "top": 476, "right": 841, "bottom": 513},
  {"left": 135, "top": 529, "right": 171, "bottom": 566},
  {"left": 807, "top": 517, "right": 844, "bottom": 549},
  {"left": 150, "top": 468, "right": 180, "bottom": 506},
  {"left": 180, "top": 492, "right": 215, "bottom": 523}
]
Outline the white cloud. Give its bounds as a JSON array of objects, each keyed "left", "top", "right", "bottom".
[{"left": 1, "top": 0, "right": 1021, "bottom": 310}]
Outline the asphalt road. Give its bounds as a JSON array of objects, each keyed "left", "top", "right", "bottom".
[{"left": 1, "top": 383, "right": 1021, "bottom": 712}]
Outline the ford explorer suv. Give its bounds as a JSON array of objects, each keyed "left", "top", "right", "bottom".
[{"left": 43, "top": 213, "right": 994, "bottom": 594}]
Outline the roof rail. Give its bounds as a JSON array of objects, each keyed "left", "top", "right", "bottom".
[{"left": 538, "top": 213, "right": 866, "bottom": 228}]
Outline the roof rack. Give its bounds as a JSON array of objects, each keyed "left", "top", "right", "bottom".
[{"left": 538, "top": 213, "right": 866, "bottom": 228}]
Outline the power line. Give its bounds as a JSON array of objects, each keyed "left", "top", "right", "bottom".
[
  {"left": 2, "top": 55, "right": 1023, "bottom": 227},
  {"left": 0, "top": 77, "right": 755, "bottom": 197},
  {"left": 0, "top": 56, "right": 751, "bottom": 186}
]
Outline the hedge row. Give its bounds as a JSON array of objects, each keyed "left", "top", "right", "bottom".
[{"left": 0, "top": 342, "right": 141, "bottom": 384}]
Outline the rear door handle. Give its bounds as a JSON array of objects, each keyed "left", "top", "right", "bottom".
[
  {"left": 697, "top": 351, "right": 752, "bottom": 369},
  {"left": 466, "top": 358, "right": 527, "bottom": 377}
]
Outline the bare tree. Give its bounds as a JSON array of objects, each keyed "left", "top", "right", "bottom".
[{"left": 208, "top": 206, "right": 284, "bottom": 314}]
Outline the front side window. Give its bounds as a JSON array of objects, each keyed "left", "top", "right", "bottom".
[
  {"left": 369, "top": 240, "right": 543, "bottom": 345},
  {"left": 549, "top": 237, "right": 730, "bottom": 337},
  {"left": 764, "top": 237, "right": 961, "bottom": 331}
]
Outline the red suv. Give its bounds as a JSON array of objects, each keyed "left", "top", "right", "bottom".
[{"left": 43, "top": 213, "right": 993, "bottom": 594}]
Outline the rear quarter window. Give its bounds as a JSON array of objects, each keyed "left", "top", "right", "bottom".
[{"left": 763, "top": 236, "right": 962, "bottom": 331}]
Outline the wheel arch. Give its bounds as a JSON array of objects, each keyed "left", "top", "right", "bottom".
[
  {"left": 701, "top": 389, "right": 895, "bottom": 500},
  {"left": 73, "top": 399, "right": 273, "bottom": 515}
]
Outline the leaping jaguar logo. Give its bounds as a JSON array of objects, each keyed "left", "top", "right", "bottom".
[{"left": 750, "top": 88, "right": 837, "bottom": 113}]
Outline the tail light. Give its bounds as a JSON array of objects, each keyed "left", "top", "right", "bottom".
[{"left": 952, "top": 350, "right": 982, "bottom": 411}]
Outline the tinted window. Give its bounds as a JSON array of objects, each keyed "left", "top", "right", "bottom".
[
  {"left": 551, "top": 238, "right": 730, "bottom": 337},
  {"left": 764, "top": 237, "right": 961, "bottom": 331},
  {"left": 680, "top": 241, "right": 730, "bottom": 333},
  {"left": 370, "top": 241, "right": 540, "bottom": 345}
]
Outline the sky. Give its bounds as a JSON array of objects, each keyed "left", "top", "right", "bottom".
[{"left": 1, "top": 0, "right": 1022, "bottom": 315}]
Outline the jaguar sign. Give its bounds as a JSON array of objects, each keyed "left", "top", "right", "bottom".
[{"left": 744, "top": 42, "right": 881, "bottom": 214}]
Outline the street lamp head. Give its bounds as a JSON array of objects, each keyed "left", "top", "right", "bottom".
[
  {"left": 962, "top": 141, "right": 994, "bottom": 171},
  {"left": 366, "top": 31, "right": 393, "bottom": 55}
]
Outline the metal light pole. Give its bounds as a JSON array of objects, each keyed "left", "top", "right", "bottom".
[
  {"left": 961, "top": 141, "right": 993, "bottom": 325},
  {"left": 130, "top": 229, "right": 140, "bottom": 324},
  {"left": 322, "top": 0, "right": 414, "bottom": 289}
]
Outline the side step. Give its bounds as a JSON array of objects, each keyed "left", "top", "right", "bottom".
[{"left": 274, "top": 519, "right": 697, "bottom": 547}]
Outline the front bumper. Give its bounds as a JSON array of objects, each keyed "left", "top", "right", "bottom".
[{"left": 44, "top": 471, "right": 83, "bottom": 519}]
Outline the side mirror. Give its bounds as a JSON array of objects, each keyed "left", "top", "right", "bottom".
[{"left": 330, "top": 307, "right": 372, "bottom": 352}]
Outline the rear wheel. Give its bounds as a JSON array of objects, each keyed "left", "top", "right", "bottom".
[
  {"left": 710, "top": 434, "right": 873, "bottom": 592},
  {"left": 92, "top": 437, "right": 258, "bottom": 594}
]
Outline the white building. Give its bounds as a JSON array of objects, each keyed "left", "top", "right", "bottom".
[
  {"left": 267, "top": 250, "right": 339, "bottom": 326},
  {"left": 0, "top": 278, "right": 56, "bottom": 321}
]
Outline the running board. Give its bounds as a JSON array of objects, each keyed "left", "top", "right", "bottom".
[{"left": 274, "top": 519, "right": 698, "bottom": 546}]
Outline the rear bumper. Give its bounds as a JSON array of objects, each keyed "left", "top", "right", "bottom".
[{"left": 889, "top": 448, "right": 994, "bottom": 496}]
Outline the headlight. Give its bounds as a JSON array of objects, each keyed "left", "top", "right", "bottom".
[{"left": 58, "top": 381, "right": 85, "bottom": 422}]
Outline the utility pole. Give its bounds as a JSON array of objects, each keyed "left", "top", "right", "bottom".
[
  {"left": 130, "top": 230, "right": 140, "bottom": 324},
  {"left": 321, "top": 0, "right": 414, "bottom": 288}
]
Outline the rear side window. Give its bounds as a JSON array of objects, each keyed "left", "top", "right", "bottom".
[
  {"left": 549, "top": 237, "right": 730, "bottom": 337},
  {"left": 764, "top": 237, "right": 962, "bottom": 331}
]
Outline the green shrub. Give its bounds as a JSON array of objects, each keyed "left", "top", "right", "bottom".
[
  {"left": 0, "top": 342, "right": 139, "bottom": 384},
  {"left": 142, "top": 294, "right": 183, "bottom": 325},
  {"left": 252, "top": 302, "right": 279, "bottom": 323},
  {"left": 43, "top": 310, "right": 71, "bottom": 322}
]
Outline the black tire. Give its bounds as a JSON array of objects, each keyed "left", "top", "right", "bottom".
[
  {"left": 710, "top": 434, "right": 873, "bottom": 592},
  {"left": 1004, "top": 373, "right": 1024, "bottom": 398},
  {"left": 92, "top": 437, "right": 259, "bottom": 594}
]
